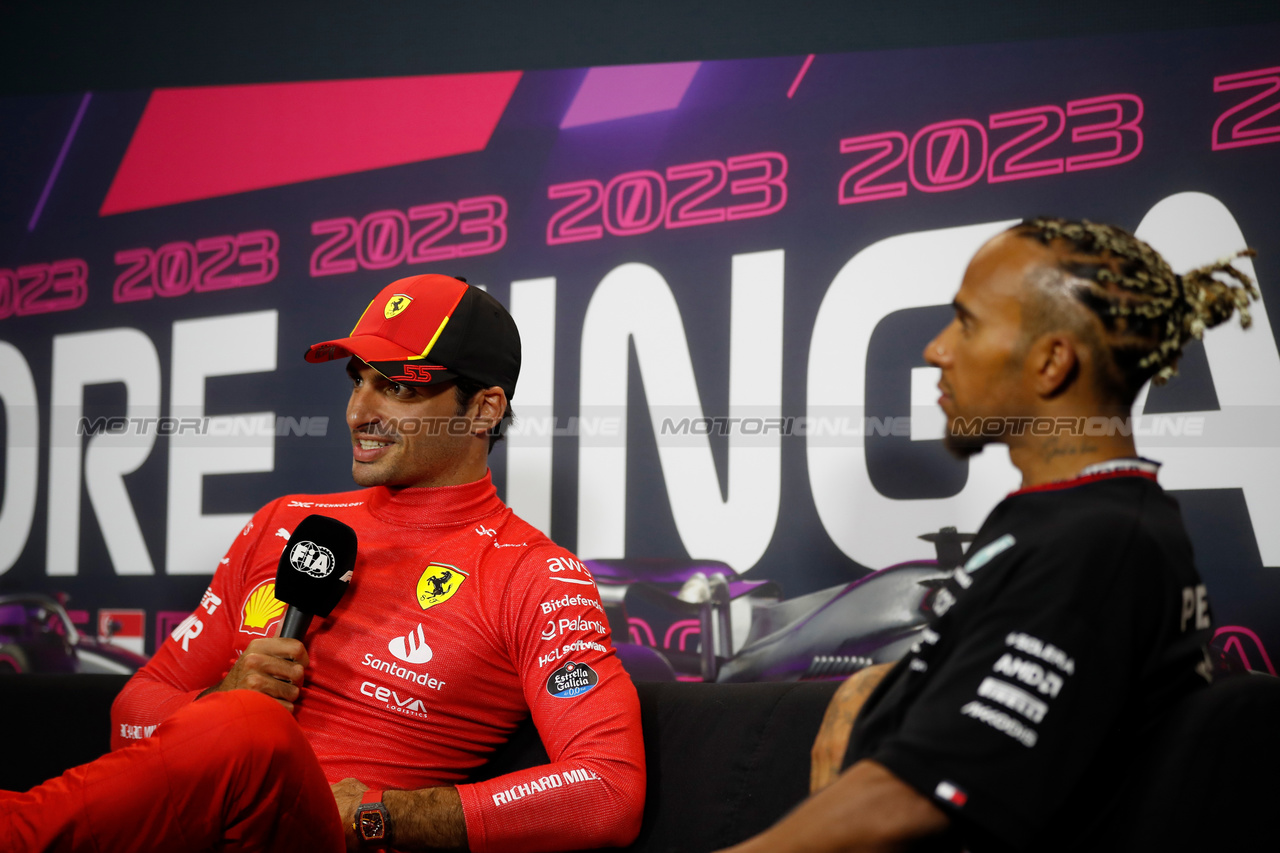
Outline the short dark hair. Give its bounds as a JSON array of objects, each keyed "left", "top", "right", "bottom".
[
  {"left": 453, "top": 377, "right": 514, "bottom": 454},
  {"left": 1014, "top": 218, "right": 1257, "bottom": 404}
]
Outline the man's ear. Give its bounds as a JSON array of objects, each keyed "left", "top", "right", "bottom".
[
  {"left": 1028, "top": 334, "right": 1079, "bottom": 398},
  {"left": 470, "top": 387, "right": 508, "bottom": 435}
]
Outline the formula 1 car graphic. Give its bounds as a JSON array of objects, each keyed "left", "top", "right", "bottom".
[
  {"left": 589, "top": 528, "right": 970, "bottom": 682},
  {"left": 0, "top": 594, "right": 147, "bottom": 675}
]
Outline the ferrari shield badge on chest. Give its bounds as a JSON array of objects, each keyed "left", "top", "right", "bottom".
[{"left": 416, "top": 563, "right": 468, "bottom": 611}]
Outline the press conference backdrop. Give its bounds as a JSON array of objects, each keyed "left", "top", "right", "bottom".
[{"left": 1, "top": 24, "right": 1278, "bottom": 669}]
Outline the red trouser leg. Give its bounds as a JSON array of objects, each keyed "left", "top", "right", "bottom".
[{"left": 0, "top": 690, "right": 344, "bottom": 853}]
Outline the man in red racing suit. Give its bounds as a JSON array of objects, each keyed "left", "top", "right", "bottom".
[
  {"left": 113, "top": 476, "right": 643, "bottom": 852},
  {"left": 7, "top": 273, "right": 644, "bottom": 853}
]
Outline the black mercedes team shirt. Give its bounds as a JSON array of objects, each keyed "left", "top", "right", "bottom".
[{"left": 845, "top": 461, "right": 1213, "bottom": 852}]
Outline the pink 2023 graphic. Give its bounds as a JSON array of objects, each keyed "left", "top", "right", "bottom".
[
  {"left": 838, "top": 93, "right": 1144, "bottom": 205},
  {"left": 310, "top": 195, "right": 508, "bottom": 277},
  {"left": 113, "top": 230, "right": 279, "bottom": 303},
  {"left": 0, "top": 259, "right": 89, "bottom": 319},
  {"left": 546, "top": 152, "right": 788, "bottom": 245}
]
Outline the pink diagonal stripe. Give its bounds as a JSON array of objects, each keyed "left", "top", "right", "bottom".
[
  {"left": 787, "top": 55, "right": 815, "bottom": 99},
  {"left": 101, "top": 72, "right": 522, "bottom": 215}
]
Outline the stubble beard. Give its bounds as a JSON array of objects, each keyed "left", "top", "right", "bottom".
[
  {"left": 352, "top": 458, "right": 391, "bottom": 487},
  {"left": 942, "top": 427, "right": 988, "bottom": 459},
  {"left": 350, "top": 434, "right": 402, "bottom": 487}
]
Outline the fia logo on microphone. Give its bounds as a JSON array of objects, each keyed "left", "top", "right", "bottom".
[{"left": 290, "top": 540, "right": 335, "bottom": 578}]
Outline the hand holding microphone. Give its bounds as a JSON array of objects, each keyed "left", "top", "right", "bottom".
[{"left": 201, "top": 515, "right": 357, "bottom": 711}]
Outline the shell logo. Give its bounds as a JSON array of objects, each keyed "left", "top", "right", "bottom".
[{"left": 240, "top": 579, "right": 286, "bottom": 636}]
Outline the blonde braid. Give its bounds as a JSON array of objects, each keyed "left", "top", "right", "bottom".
[{"left": 1018, "top": 218, "right": 1258, "bottom": 389}]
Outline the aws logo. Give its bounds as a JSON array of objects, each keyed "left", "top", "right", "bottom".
[
  {"left": 416, "top": 563, "right": 468, "bottom": 611},
  {"left": 240, "top": 579, "right": 286, "bottom": 636},
  {"left": 384, "top": 293, "right": 413, "bottom": 318}
]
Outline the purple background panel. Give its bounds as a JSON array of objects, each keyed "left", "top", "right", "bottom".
[{"left": 560, "top": 62, "right": 701, "bottom": 128}]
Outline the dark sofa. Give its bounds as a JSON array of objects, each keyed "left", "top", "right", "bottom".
[
  {"left": 5, "top": 673, "right": 1279, "bottom": 851},
  {"left": 1, "top": 676, "right": 839, "bottom": 852}
]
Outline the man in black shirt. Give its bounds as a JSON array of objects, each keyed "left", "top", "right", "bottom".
[{"left": 720, "top": 218, "right": 1258, "bottom": 852}]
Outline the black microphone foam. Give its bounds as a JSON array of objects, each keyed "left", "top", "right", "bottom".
[{"left": 274, "top": 514, "right": 358, "bottom": 640}]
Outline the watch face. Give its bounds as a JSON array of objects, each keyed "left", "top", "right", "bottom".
[{"left": 359, "top": 808, "right": 386, "bottom": 841}]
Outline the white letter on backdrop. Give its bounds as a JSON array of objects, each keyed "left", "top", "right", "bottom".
[
  {"left": 48, "top": 329, "right": 161, "bottom": 576},
  {"left": 1133, "top": 192, "right": 1280, "bottom": 567},
  {"left": 166, "top": 311, "right": 276, "bottom": 575},
  {"left": 577, "top": 251, "right": 784, "bottom": 572},
  {"left": 807, "top": 221, "right": 1020, "bottom": 569}
]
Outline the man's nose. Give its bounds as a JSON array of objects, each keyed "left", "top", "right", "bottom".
[
  {"left": 924, "top": 328, "right": 950, "bottom": 366},
  {"left": 348, "top": 382, "right": 380, "bottom": 425}
]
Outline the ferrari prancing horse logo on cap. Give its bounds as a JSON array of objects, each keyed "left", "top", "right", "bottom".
[
  {"left": 384, "top": 294, "right": 413, "bottom": 319},
  {"left": 416, "top": 563, "right": 468, "bottom": 611}
]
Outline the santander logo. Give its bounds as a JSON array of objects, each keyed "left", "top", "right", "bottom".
[{"left": 388, "top": 624, "right": 433, "bottom": 665}]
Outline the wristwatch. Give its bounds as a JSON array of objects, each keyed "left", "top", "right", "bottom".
[{"left": 353, "top": 789, "right": 392, "bottom": 848}]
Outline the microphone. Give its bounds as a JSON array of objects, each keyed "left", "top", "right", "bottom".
[{"left": 274, "top": 514, "right": 358, "bottom": 641}]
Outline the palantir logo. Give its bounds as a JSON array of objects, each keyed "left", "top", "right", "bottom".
[
  {"left": 289, "top": 540, "right": 335, "bottom": 578},
  {"left": 388, "top": 624, "right": 433, "bottom": 665}
]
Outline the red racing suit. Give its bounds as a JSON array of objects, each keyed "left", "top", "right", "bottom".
[{"left": 111, "top": 473, "right": 645, "bottom": 853}]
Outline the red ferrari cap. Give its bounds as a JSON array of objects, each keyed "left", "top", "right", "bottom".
[{"left": 305, "top": 274, "right": 521, "bottom": 399}]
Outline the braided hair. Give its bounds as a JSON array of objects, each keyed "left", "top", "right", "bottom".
[{"left": 1014, "top": 217, "right": 1258, "bottom": 401}]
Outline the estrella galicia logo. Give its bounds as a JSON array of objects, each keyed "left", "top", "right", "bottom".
[
  {"left": 289, "top": 540, "right": 335, "bottom": 578},
  {"left": 546, "top": 661, "right": 598, "bottom": 699}
]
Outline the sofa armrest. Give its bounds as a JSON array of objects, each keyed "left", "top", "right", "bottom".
[
  {"left": 0, "top": 674, "right": 130, "bottom": 790},
  {"left": 471, "top": 680, "right": 840, "bottom": 852}
]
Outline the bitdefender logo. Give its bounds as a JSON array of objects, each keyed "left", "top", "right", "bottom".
[{"left": 388, "top": 624, "right": 433, "bottom": 665}]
